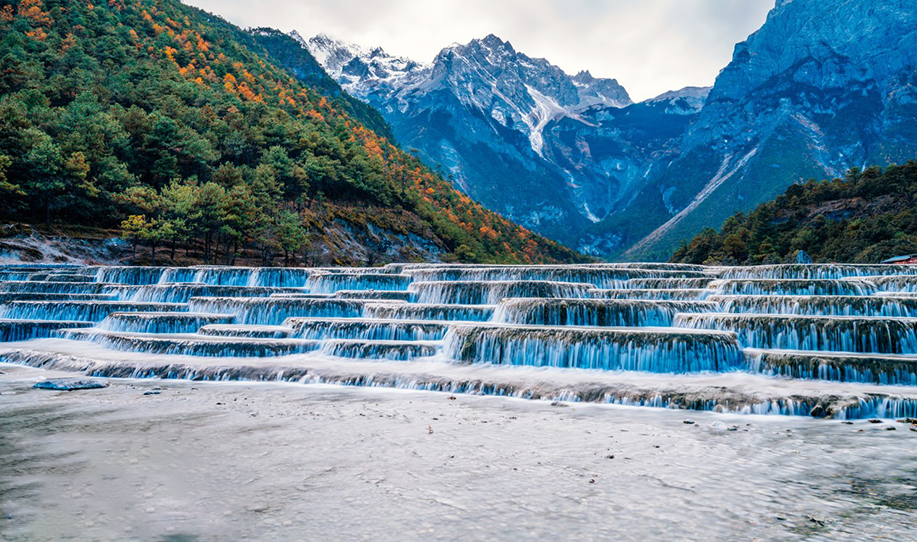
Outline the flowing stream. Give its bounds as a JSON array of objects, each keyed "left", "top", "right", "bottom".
[{"left": 2, "top": 262, "right": 917, "bottom": 418}]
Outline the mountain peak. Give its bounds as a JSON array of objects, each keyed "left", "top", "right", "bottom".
[
  {"left": 649, "top": 86, "right": 711, "bottom": 102},
  {"left": 299, "top": 33, "right": 429, "bottom": 100},
  {"left": 644, "top": 86, "right": 710, "bottom": 114},
  {"left": 480, "top": 33, "right": 510, "bottom": 49},
  {"left": 446, "top": 33, "right": 517, "bottom": 60}
]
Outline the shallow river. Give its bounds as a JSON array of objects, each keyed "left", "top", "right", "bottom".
[{"left": 2, "top": 365, "right": 915, "bottom": 542}]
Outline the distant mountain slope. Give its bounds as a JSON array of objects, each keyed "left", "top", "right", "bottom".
[
  {"left": 0, "top": 0, "right": 583, "bottom": 265},
  {"left": 671, "top": 162, "right": 917, "bottom": 265},
  {"left": 304, "top": 0, "right": 917, "bottom": 260}
]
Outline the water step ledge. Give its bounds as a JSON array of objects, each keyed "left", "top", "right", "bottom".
[{"left": 2, "top": 345, "right": 916, "bottom": 420}]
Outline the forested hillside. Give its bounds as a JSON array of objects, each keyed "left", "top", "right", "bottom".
[
  {"left": 247, "top": 28, "right": 394, "bottom": 142},
  {"left": 0, "top": 0, "right": 584, "bottom": 265},
  {"left": 671, "top": 162, "right": 917, "bottom": 265}
]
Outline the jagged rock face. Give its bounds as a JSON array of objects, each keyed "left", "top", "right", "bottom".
[
  {"left": 614, "top": 0, "right": 917, "bottom": 260},
  {"left": 297, "top": 32, "right": 427, "bottom": 97},
  {"left": 425, "top": 35, "right": 632, "bottom": 155},
  {"left": 301, "top": 0, "right": 917, "bottom": 259},
  {"left": 302, "top": 33, "right": 646, "bottom": 243}
]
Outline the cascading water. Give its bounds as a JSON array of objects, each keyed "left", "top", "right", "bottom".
[
  {"left": 362, "top": 303, "right": 494, "bottom": 322},
  {"left": 409, "top": 280, "right": 595, "bottom": 305},
  {"left": 711, "top": 279, "right": 877, "bottom": 296},
  {"left": 714, "top": 264, "right": 917, "bottom": 280},
  {"left": 443, "top": 325, "right": 743, "bottom": 373},
  {"left": 744, "top": 349, "right": 917, "bottom": 386},
  {"left": 0, "top": 301, "right": 187, "bottom": 322},
  {"left": 97, "top": 312, "right": 236, "bottom": 334},
  {"left": 588, "top": 288, "right": 713, "bottom": 301},
  {"left": 186, "top": 297, "right": 368, "bottom": 325},
  {"left": 130, "top": 284, "right": 303, "bottom": 303},
  {"left": 306, "top": 273, "right": 413, "bottom": 294},
  {"left": 865, "top": 275, "right": 917, "bottom": 293},
  {"left": 624, "top": 278, "right": 716, "bottom": 290},
  {"left": 285, "top": 318, "right": 448, "bottom": 341},
  {"left": 492, "top": 298, "right": 715, "bottom": 327},
  {"left": 709, "top": 295, "right": 917, "bottom": 317},
  {"left": 320, "top": 339, "right": 439, "bottom": 361},
  {"left": 403, "top": 266, "right": 707, "bottom": 290},
  {"left": 674, "top": 313, "right": 917, "bottom": 354},
  {"left": 0, "top": 262, "right": 916, "bottom": 419}
]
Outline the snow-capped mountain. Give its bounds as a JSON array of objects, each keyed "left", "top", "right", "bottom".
[
  {"left": 297, "top": 32, "right": 428, "bottom": 98},
  {"left": 301, "top": 32, "right": 642, "bottom": 242},
  {"left": 303, "top": 33, "right": 630, "bottom": 155},
  {"left": 298, "top": 0, "right": 917, "bottom": 258}
]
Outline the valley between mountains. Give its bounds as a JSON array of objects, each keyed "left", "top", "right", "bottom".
[{"left": 295, "top": 0, "right": 917, "bottom": 260}]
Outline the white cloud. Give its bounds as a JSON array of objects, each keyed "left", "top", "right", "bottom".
[{"left": 183, "top": 0, "right": 774, "bottom": 101}]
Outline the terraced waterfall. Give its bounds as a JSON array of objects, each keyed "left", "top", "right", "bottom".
[{"left": 2, "top": 263, "right": 917, "bottom": 419}]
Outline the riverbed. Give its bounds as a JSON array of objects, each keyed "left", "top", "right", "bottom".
[{"left": 2, "top": 365, "right": 915, "bottom": 542}]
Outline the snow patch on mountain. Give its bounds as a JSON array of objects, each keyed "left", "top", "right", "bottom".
[
  {"left": 647, "top": 86, "right": 711, "bottom": 113},
  {"left": 300, "top": 33, "right": 430, "bottom": 100},
  {"left": 298, "top": 32, "right": 631, "bottom": 156}
]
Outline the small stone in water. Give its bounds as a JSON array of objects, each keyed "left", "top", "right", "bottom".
[
  {"left": 885, "top": 426, "right": 896, "bottom": 431},
  {"left": 683, "top": 419, "right": 695, "bottom": 425},
  {"left": 143, "top": 391, "right": 160, "bottom": 396},
  {"left": 33, "top": 379, "right": 108, "bottom": 391},
  {"left": 868, "top": 419, "right": 883, "bottom": 424}
]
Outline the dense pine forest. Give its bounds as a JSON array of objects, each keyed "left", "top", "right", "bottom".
[
  {"left": 0, "top": 0, "right": 585, "bottom": 265},
  {"left": 671, "top": 162, "right": 917, "bottom": 265}
]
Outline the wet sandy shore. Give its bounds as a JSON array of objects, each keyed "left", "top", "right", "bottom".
[{"left": 1, "top": 364, "right": 916, "bottom": 542}]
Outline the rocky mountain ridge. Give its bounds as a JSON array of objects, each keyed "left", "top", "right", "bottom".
[{"left": 300, "top": 0, "right": 917, "bottom": 259}]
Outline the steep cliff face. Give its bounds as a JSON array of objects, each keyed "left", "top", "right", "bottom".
[
  {"left": 303, "top": 0, "right": 917, "bottom": 259},
  {"left": 617, "top": 0, "right": 917, "bottom": 260}
]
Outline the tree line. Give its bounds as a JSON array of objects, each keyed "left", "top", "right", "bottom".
[
  {"left": 0, "top": 0, "right": 584, "bottom": 265},
  {"left": 671, "top": 162, "right": 917, "bottom": 265}
]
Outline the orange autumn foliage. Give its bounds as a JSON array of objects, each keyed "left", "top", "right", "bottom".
[{"left": 18, "top": 0, "right": 52, "bottom": 25}]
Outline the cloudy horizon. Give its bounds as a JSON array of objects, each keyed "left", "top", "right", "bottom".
[{"left": 183, "top": 0, "right": 774, "bottom": 101}]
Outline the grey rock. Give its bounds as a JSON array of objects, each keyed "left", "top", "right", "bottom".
[{"left": 33, "top": 379, "right": 108, "bottom": 391}]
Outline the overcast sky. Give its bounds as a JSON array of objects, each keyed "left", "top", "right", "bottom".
[{"left": 184, "top": 0, "right": 775, "bottom": 101}]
